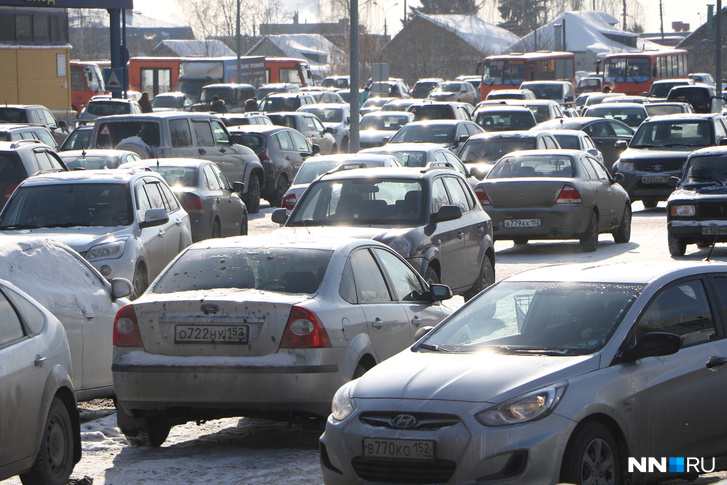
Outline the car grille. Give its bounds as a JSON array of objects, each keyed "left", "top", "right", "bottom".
[
  {"left": 635, "top": 159, "right": 684, "bottom": 173},
  {"left": 352, "top": 457, "right": 456, "bottom": 483},
  {"left": 359, "top": 412, "right": 459, "bottom": 430},
  {"left": 698, "top": 201, "right": 727, "bottom": 220}
]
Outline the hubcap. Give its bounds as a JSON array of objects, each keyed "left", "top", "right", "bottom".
[{"left": 580, "top": 438, "right": 615, "bottom": 485}]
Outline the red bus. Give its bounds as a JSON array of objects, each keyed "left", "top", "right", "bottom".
[
  {"left": 602, "top": 49, "right": 688, "bottom": 95},
  {"left": 70, "top": 61, "right": 107, "bottom": 113},
  {"left": 128, "top": 57, "right": 180, "bottom": 97},
  {"left": 480, "top": 51, "right": 576, "bottom": 99}
]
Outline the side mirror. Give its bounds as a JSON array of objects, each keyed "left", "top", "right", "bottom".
[
  {"left": 431, "top": 204, "right": 462, "bottom": 223},
  {"left": 232, "top": 181, "right": 245, "bottom": 193},
  {"left": 414, "top": 326, "right": 434, "bottom": 341},
  {"left": 720, "top": 138, "right": 727, "bottom": 146},
  {"left": 612, "top": 172, "right": 625, "bottom": 183},
  {"left": 110, "top": 277, "right": 133, "bottom": 300},
  {"left": 312, "top": 143, "right": 321, "bottom": 155},
  {"left": 430, "top": 283, "right": 453, "bottom": 301},
  {"left": 586, "top": 148, "right": 599, "bottom": 157},
  {"left": 620, "top": 332, "right": 681, "bottom": 362},
  {"left": 668, "top": 175, "right": 680, "bottom": 188},
  {"left": 139, "top": 208, "right": 169, "bottom": 229},
  {"left": 271, "top": 208, "right": 288, "bottom": 224},
  {"left": 614, "top": 140, "right": 628, "bottom": 150},
  {"left": 58, "top": 120, "right": 68, "bottom": 130}
]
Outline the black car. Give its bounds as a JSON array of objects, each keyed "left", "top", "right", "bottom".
[
  {"left": 612, "top": 113, "right": 727, "bottom": 208},
  {"left": 666, "top": 84, "right": 725, "bottom": 114},
  {"left": 667, "top": 146, "right": 727, "bottom": 256},
  {"left": 271, "top": 166, "right": 496, "bottom": 300},
  {"left": 0, "top": 139, "right": 67, "bottom": 209},
  {"left": 532, "top": 117, "right": 634, "bottom": 169}
]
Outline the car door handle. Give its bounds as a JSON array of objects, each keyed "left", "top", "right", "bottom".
[
  {"left": 457, "top": 231, "right": 465, "bottom": 239},
  {"left": 198, "top": 148, "right": 206, "bottom": 155},
  {"left": 34, "top": 355, "right": 47, "bottom": 367},
  {"left": 157, "top": 230, "right": 165, "bottom": 237},
  {"left": 371, "top": 318, "right": 383, "bottom": 328},
  {"left": 219, "top": 147, "right": 227, "bottom": 153},
  {"left": 411, "top": 316, "right": 422, "bottom": 326},
  {"left": 478, "top": 226, "right": 485, "bottom": 234},
  {"left": 176, "top": 219, "right": 183, "bottom": 225},
  {"left": 706, "top": 356, "right": 727, "bottom": 369}
]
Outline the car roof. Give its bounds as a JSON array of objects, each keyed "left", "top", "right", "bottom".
[
  {"left": 302, "top": 154, "right": 399, "bottom": 164},
  {"left": 686, "top": 145, "right": 727, "bottom": 158},
  {"left": 494, "top": 148, "right": 583, "bottom": 159},
  {"left": 467, "top": 130, "right": 550, "bottom": 141},
  {"left": 188, "top": 233, "right": 388, "bottom": 253},
  {"left": 121, "top": 157, "right": 208, "bottom": 168},
  {"left": 60, "top": 149, "right": 137, "bottom": 157},
  {"left": 642, "top": 113, "right": 722, "bottom": 122},
  {"left": 361, "top": 111, "right": 413, "bottom": 118},
  {"left": 17, "top": 168, "right": 158, "bottom": 186},
  {"left": 0, "top": 139, "right": 50, "bottom": 151},
  {"left": 586, "top": 103, "right": 647, "bottom": 109},
  {"left": 0, "top": 123, "right": 49, "bottom": 131},
  {"left": 227, "top": 125, "right": 289, "bottom": 134},
  {"left": 361, "top": 142, "right": 453, "bottom": 154},
  {"left": 316, "top": 166, "right": 462, "bottom": 182},
  {"left": 95, "top": 112, "right": 222, "bottom": 121}
]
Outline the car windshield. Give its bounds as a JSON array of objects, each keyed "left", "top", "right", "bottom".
[
  {"left": 87, "top": 101, "right": 131, "bottom": 116},
  {"left": 459, "top": 138, "right": 537, "bottom": 163},
  {"left": 294, "top": 161, "right": 340, "bottom": 184},
  {"left": 487, "top": 155, "right": 576, "bottom": 178},
  {"left": 649, "top": 82, "right": 686, "bottom": 98},
  {"left": 681, "top": 156, "right": 727, "bottom": 186},
  {"left": 151, "top": 166, "right": 198, "bottom": 188},
  {"left": 523, "top": 84, "right": 562, "bottom": 100},
  {"left": 631, "top": 121, "right": 711, "bottom": 148},
  {"left": 200, "top": 87, "right": 234, "bottom": 104},
  {"left": 289, "top": 178, "right": 426, "bottom": 226},
  {"left": 475, "top": 111, "right": 535, "bottom": 131},
  {"left": 417, "top": 281, "right": 642, "bottom": 354},
  {"left": 150, "top": 247, "right": 333, "bottom": 294},
  {"left": 0, "top": 183, "right": 133, "bottom": 228},
  {"left": 233, "top": 133, "right": 264, "bottom": 152},
  {"left": 586, "top": 107, "right": 645, "bottom": 127},
  {"left": 360, "top": 115, "right": 409, "bottom": 131},
  {"left": 152, "top": 96, "right": 183, "bottom": 109},
  {"left": 95, "top": 121, "right": 161, "bottom": 148},
  {"left": 644, "top": 104, "right": 688, "bottom": 116},
  {"left": 302, "top": 107, "right": 343, "bottom": 123},
  {"left": 62, "top": 155, "right": 122, "bottom": 169},
  {"left": 390, "top": 124, "right": 455, "bottom": 144},
  {"left": 440, "top": 83, "right": 463, "bottom": 93}
]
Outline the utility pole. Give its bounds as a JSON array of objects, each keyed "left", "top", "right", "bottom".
[
  {"left": 236, "top": 0, "right": 241, "bottom": 84},
  {"left": 659, "top": 0, "right": 664, "bottom": 40},
  {"left": 622, "top": 0, "right": 627, "bottom": 30},
  {"left": 718, "top": 0, "right": 723, "bottom": 94},
  {"left": 350, "top": 0, "right": 360, "bottom": 152},
  {"left": 403, "top": 0, "right": 408, "bottom": 85}
]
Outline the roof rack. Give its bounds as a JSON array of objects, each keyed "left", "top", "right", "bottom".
[
  {"left": 422, "top": 161, "right": 453, "bottom": 172},
  {"left": 9, "top": 139, "right": 42, "bottom": 149},
  {"left": 333, "top": 162, "right": 368, "bottom": 172}
]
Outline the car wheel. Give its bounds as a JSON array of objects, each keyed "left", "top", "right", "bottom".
[
  {"left": 131, "top": 265, "right": 148, "bottom": 300},
  {"left": 642, "top": 199, "right": 658, "bottom": 209},
  {"left": 424, "top": 267, "right": 440, "bottom": 286},
  {"left": 125, "top": 417, "right": 171, "bottom": 448},
  {"left": 270, "top": 174, "right": 289, "bottom": 208},
  {"left": 513, "top": 237, "right": 529, "bottom": 245},
  {"left": 211, "top": 219, "right": 221, "bottom": 239},
  {"left": 20, "top": 397, "right": 75, "bottom": 485},
  {"left": 244, "top": 175, "right": 261, "bottom": 214},
  {"left": 612, "top": 205, "right": 631, "bottom": 243},
  {"left": 463, "top": 256, "right": 495, "bottom": 302},
  {"left": 668, "top": 234, "right": 687, "bottom": 257},
  {"left": 561, "top": 422, "right": 622, "bottom": 485},
  {"left": 115, "top": 141, "right": 152, "bottom": 159},
  {"left": 579, "top": 211, "right": 599, "bottom": 252},
  {"left": 240, "top": 211, "right": 248, "bottom": 236}
]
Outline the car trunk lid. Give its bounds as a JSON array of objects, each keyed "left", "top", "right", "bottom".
[{"left": 480, "top": 179, "right": 568, "bottom": 208}]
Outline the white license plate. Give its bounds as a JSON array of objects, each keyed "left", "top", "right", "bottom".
[
  {"left": 174, "top": 324, "right": 249, "bottom": 344},
  {"left": 503, "top": 218, "right": 541, "bottom": 228},
  {"left": 702, "top": 227, "right": 727, "bottom": 235},
  {"left": 642, "top": 176, "right": 669, "bottom": 184},
  {"left": 363, "top": 438, "right": 435, "bottom": 460}
]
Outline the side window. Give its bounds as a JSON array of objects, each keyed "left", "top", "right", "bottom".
[
  {"left": 157, "top": 180, "right": 181, "bottom": 212},
  {"left": 135, "top": 179, "right": 152, "bottom": 217},
  {"left": 0, "top": 288, "right": 25, "bottom": 346},
  {"left": 289, "top": 130, "right": 310, "bottom": 152},
  {"left": 457, "top": 177, "right": 477, "bottom": 210},
  {"left": 442, "top": 176, "right": 470, "bottom": 212},
  {"left": 349, "top": 248, "right": 392, "bottom": 303},
  {"left": 339, "top": 258, "right": 358, "bottom": 304},
  {"left": 373, "top": 248, "right": 428, "bottom": 302},
  {"left": 543, "top": 136, "right": 558, "bottom": 149},
  {"left": 431, "top": 177, "right": 449, "bottom": 213},
  {"left": 633, "top": 279, "right": 715, "bottom": 347},
  {"left": 609, "top": 121, "right": 632, "bottom": 137},
  {"left": 276, "top": 131, "right": 294, "bottom": 151},
  {"left": 211, "top": 164, "right": 231, "bottom": 190},
  {"left": 456, "top": 124, "right": 469, "bottom": 139},
  {"left": 192, "top": 121, "right": 215, "bottom": 147},
  {"left": 41, "top": 109, "right": 57, "bottom": 129},
  {"left": 312, "top": 117, "right": 326, "bottom": 132},
  {"left": 579, "top": 157, "right": 597, "bottom": 180},
  {"left": 33, "top": 149, "right": 56, "bottom": 171},
  {"left": 4, "top": 285, "right": 44, "bottom": 336},
  {"left": 588, "top": 157, "right": 610, "bottom": 181},
  {"left": 203, "top": 164, "right": 222, "bottom": 191},
  {"left": 211, "top": 120, "right": 230, "bottom": 144},
  {"left": 143, "top": 181, "right": 168, "bottom": 211},
  {"left": 34, "top": 129, "right": 56, "bottom": 148},
  {"left": 714, "top": 120, "right": 727, "bottom": 144},
  {"left": 169, "top": 119, "right": 193, "bottom": 148}
]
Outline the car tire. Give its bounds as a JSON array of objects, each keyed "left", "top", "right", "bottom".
[
  {"left": 115, "top": 140, "right": 152, "bottom": 159},
  {"left": 560, "top": 422, "right": 622, "bottom": 485},
  {"left": 20, "top": 397, "right": 76, "bottom": 485},
  {"left": 513, "top": 238, "right": 529, "bottom": 245},
  {"left": 240, "top": 211, "right": 248, "bottom": 236},
  {"left": 131, "top": 265, "right": 148, "bottom": 300},
  {"left": 244, "top": 175, "right": 261, "bottom": 214},
  {"left": 668, "top": 234, "right": 687, "bottom": 257},
  {"left": 642, "top": 199, "right": 658, "bottom": 209},
  {"left": 612, "top": 205, "right": 631, "bottom": 244},
  {"left": 424, "top": 267, "right": 440, "bottom": 286},
  {"left": 579, "top": 211, "right": 599, "bottom": 253},
  {"left": 463, "top": 256, "right": 495, "bottom": 302},
  {"left": 125, "top": 417, "right": 171, "bottom": 448},
  {"left": 270, "top": 174, "right": 289, "bottom": 208},
  {"left": 211, "top": 219, "right": 221, "bottom": 239}
]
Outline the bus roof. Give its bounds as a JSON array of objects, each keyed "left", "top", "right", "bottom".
[
  {"left": 604, "top": 49, "right": 688, "bottom": 59},
  {"left": 485, "top": 51, "right": 574, "bottom": 61}
]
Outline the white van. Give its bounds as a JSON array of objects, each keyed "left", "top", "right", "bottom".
[{"left": 520, "top": 81, "right": 576, "bottom": 107}]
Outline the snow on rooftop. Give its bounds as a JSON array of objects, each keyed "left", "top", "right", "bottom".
[
  {"left": 156, "top": 39, "right": 236, "bottom": 57},
  {"left": 252, "top": 34, "right": 345, "bottom": 78},
  {"left": 417, "top": 13, "right": 520, "bottom": 55}
]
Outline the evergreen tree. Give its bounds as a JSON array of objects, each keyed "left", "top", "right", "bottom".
[{"left": 413, "top": 0, "right": 483, "bottom": 15}]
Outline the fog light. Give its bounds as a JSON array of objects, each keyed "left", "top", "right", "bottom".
[{"left": 100, "top": 265, "right": 112, "bottom": 276}]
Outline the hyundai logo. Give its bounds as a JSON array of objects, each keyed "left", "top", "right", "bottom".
[
  {"left": 391, "top": 414, "right": 418, "bottom": 429},
  {"left": 200, "top": 303, "right": 220, "bottom": 315}
]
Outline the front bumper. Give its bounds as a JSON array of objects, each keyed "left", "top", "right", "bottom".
[{"left": 617, "top": 171, "right": 679, "bottom": 202}]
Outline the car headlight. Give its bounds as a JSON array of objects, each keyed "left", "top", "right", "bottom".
[
  {"left": 475, "top": 384, "right": 567, "bottom": 427},
  {"left": 617, "top": 162, "right": 634, "bottom": 173},
  {"left": 86, "top": 239, "right": 127, "bottom": 261},
  {"left": 387, "top": 236, "right": 413, "bottom": 259},
  {"left": 331, "top": 382, "right": 356, "bottom": 421},
  {"left": 670, "top": 204, "right": 695, "bottom": 217}
]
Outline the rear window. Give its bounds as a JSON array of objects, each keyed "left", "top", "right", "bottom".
[
  {"left": 488, "top": 155, "right": 575, "bottom": 178},
  {"left": 360, "top": 115, "right": 409, "bottom": 130},
  {"left": 87, "top": 101, "right": 131, "bottom": 116},
  {"left": 410, "top": 105, "right": 455, "bottom": 121},
  {"left": 459, "top": 138, "right": 537, "bottom": 163},
  {"left": 294, "top": 161, "right": 340, "bottom": 184},
  {"left": 234, "top": 133, "right": 265, "bottom": 152},
  {"left": 0, "top": 108, "right": 28, "bottom": 123},
  {"left": 150, "top": 247, "right": 333, "bottom": 294},
  {"left": 95, "top": 121, "right": 161, "bottom": 148},
  {"left": 151, "top": 166, "right": 198, "bottom": 187}
]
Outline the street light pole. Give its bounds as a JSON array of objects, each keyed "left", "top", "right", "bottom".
[
  {"left": 236, "top": 0, "right": 241, "bottom": 84},
  {"left": 403, "top": 0, "right": 407, "bottom": 84},
  {"left": 350, "top": 0, "right": 360, "bottom": 152}
]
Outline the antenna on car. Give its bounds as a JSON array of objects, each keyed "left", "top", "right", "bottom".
[{"left": 704, "top": 237, "right": 717, "bottom": 261}]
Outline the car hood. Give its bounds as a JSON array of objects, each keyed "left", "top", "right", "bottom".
[
  {"left": 619, "top": 147, "right": 695, "bottom": 162},
  {"left": 0, "top": 227, "right": 129, "bottom": 253},
  {"left": 351, "top": 349, "right": 599, "bottom": 403},
  {"left": 359, "top": 130, "right": 392, "bottom": 142},
  {"left": 670, "top": 185, "right": 727, "bottom": 199}
]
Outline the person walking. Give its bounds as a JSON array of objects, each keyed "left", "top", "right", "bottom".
[
  {"left": 211, "top": 95, "right": 227, "bottom": 113},
  {"left": 139, "top": 91, "right": 153, "bottom": 113}
]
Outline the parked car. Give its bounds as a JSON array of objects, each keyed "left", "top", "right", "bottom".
[
  {"left": 359, "top": 111, "right": 416, "bottom": 149},
  {"left": 112, "top": 235, "right": 454, "bottom": 446},
  {"left": 0, "top": 140, "right": 67, "bottom": 210},
  {"left": 475, "top": 149, "right": 631, "bottom": 251},
  {"left": 229, "top": 124, "right": 318, "bottom": 207},
  {"left": 272, "top": 166, "right": 496, "bottom": 299},
  {"left": 320, "top": 260, "right": 727, "bottom": 484},
  {"left": 386, "top": 119, "right": 484, "bottom": 152},
  {"left": 411, "top": 78, "right": 444, "bottom": 99},
  {"left": 666, "top": 84, "right": 725, "bottom": 114},
  {"left": 0, "top": 168, "right": 193, "bottom": 298},
  {"left": 532, "top": 117, "right": 634, "bottom": 169},
  {"left": 473, "top": 105, "right": 538, "bottom": 132},
  {"left": 667, "top": 146, "right": 727, "bottom": 256},
  {"left": 0, "top": 123, "right": 59, "bottom": 150},
  {"left": 611, "top": 113, "right": 727, "bottom": 208},
  {"left": 77, "top": 98, "right": 142, "bottom": 124},
  {"left": 151, "top": 92, "right": 194, "bottom": 112},
  {"left": 457, "top": 131, "right": 561, "bottom": 179},
  {"left": 59, "top": 124, "right": 93, "bottom": 151},
  {"left": 0, "top": 236, "right": 133, "bottom": 400},
  {"left": 267, "top": 111, "right": 337, "bottom": 154},
  {"left": 120, "top": 158, "right": 248, "bottom": 242},
  {"left": 0, "top": 278, "right": 80, "bottom": 485},
  {"left": 255, "top": 83, "right": 302, "bottom": 101},
  {"left": 87, "top": 112, "right": 264, "bottom": 213},
  {"left": 582, "top": 102, "right": 649, "bottom": 128},
  {"left": 258, "top": 92, "right": 316, "bottom": 113},
  {"left": 647, "top": 78, "right": 694, "bottom": 100},
  {"left": 60, "top": 149, "right": 141, "bottom": 169},
  {"left": 428, "top": 81, "right": 478, "bottom": 105},
  {"left": 298, "top": 103, "right": 352, "bottom": 153},
  {"left": 281, "top": 153, "right": 403, "bottom": 210},
  {"left": 408, "top": 101, "right": 473, "bottom": 121},
  {"left": 520, "top": 80, "right": 576, "bottom": 107},
  {"left": 484, "top": 88, "right": 536, "bottom": 101},
  {"left": 190, "top": 83, "right": 256, "bottom": 113},
  {"left": 0, "top": 104, "right": 69, "bottom": 146}
]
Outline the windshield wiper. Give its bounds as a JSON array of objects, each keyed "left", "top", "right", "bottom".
[
  {"left": 490, "top": 345, "right": 576, "bottom": 356},
  {"left": 0, "top": 224, "right": 40, "bottom": 230},
  {"left": 415, "top": 343, "right": 453, "bottom": 353}
]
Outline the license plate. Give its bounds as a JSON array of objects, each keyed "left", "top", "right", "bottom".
[
  {"left": 504, "top": 218, "right": 541, "bottom": 228},
  {"left": 174, "top": 324, "right": 249, "bottom": 344},
  {"left": 702, "top": 227, "right": 727, "bottom": 235},
  {"left": 363, "top": 438, "right": 434, "bottom": 460},
  {"left": 642, "top": 176, "right": 669, "bottom": 184}
]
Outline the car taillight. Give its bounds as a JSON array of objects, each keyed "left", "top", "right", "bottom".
[
  {"left": 556, "top": 184, "right": 582, "bottom": 204},
  {"left": 474, "top": 186, "right": 490, "bottom": 205},
  {"left": 280, "top": 306, "right": 331, "bottom": 348},
  {"left": 282, "top": 193, "right": 297, "bottom": 210},
  {"left": 4, "top": 182, "right": 18, "bottom": 199},
  {"left": 258, "top": 148, "right": 271, "bottom": 162},
  {"left": 180, "top": 193, "right": 204, "bottom": 214},
  {"left": 113, "top": 304, "right": 143, "bottom": 347}
]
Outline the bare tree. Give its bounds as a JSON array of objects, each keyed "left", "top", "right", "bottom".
[{"left": 180, "top": 0, "right": 291, "bottom": 39}]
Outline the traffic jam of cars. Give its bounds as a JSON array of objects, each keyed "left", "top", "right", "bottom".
[{"left": 4, "top": 27, "right": 727, "bottom": 485}]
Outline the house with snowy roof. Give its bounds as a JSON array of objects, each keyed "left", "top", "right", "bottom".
[
  {"left": 246, "top": 34, "right": 345, "bottom": 82},
  {"left": 506, "top": 11, "right": 663, "bottom": 73},
  {"left": 151, "top": 39, "right": 236, "bottom": 57},
  {"left": 381, "top": 13, "right": 520, "bottom": 85}
]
